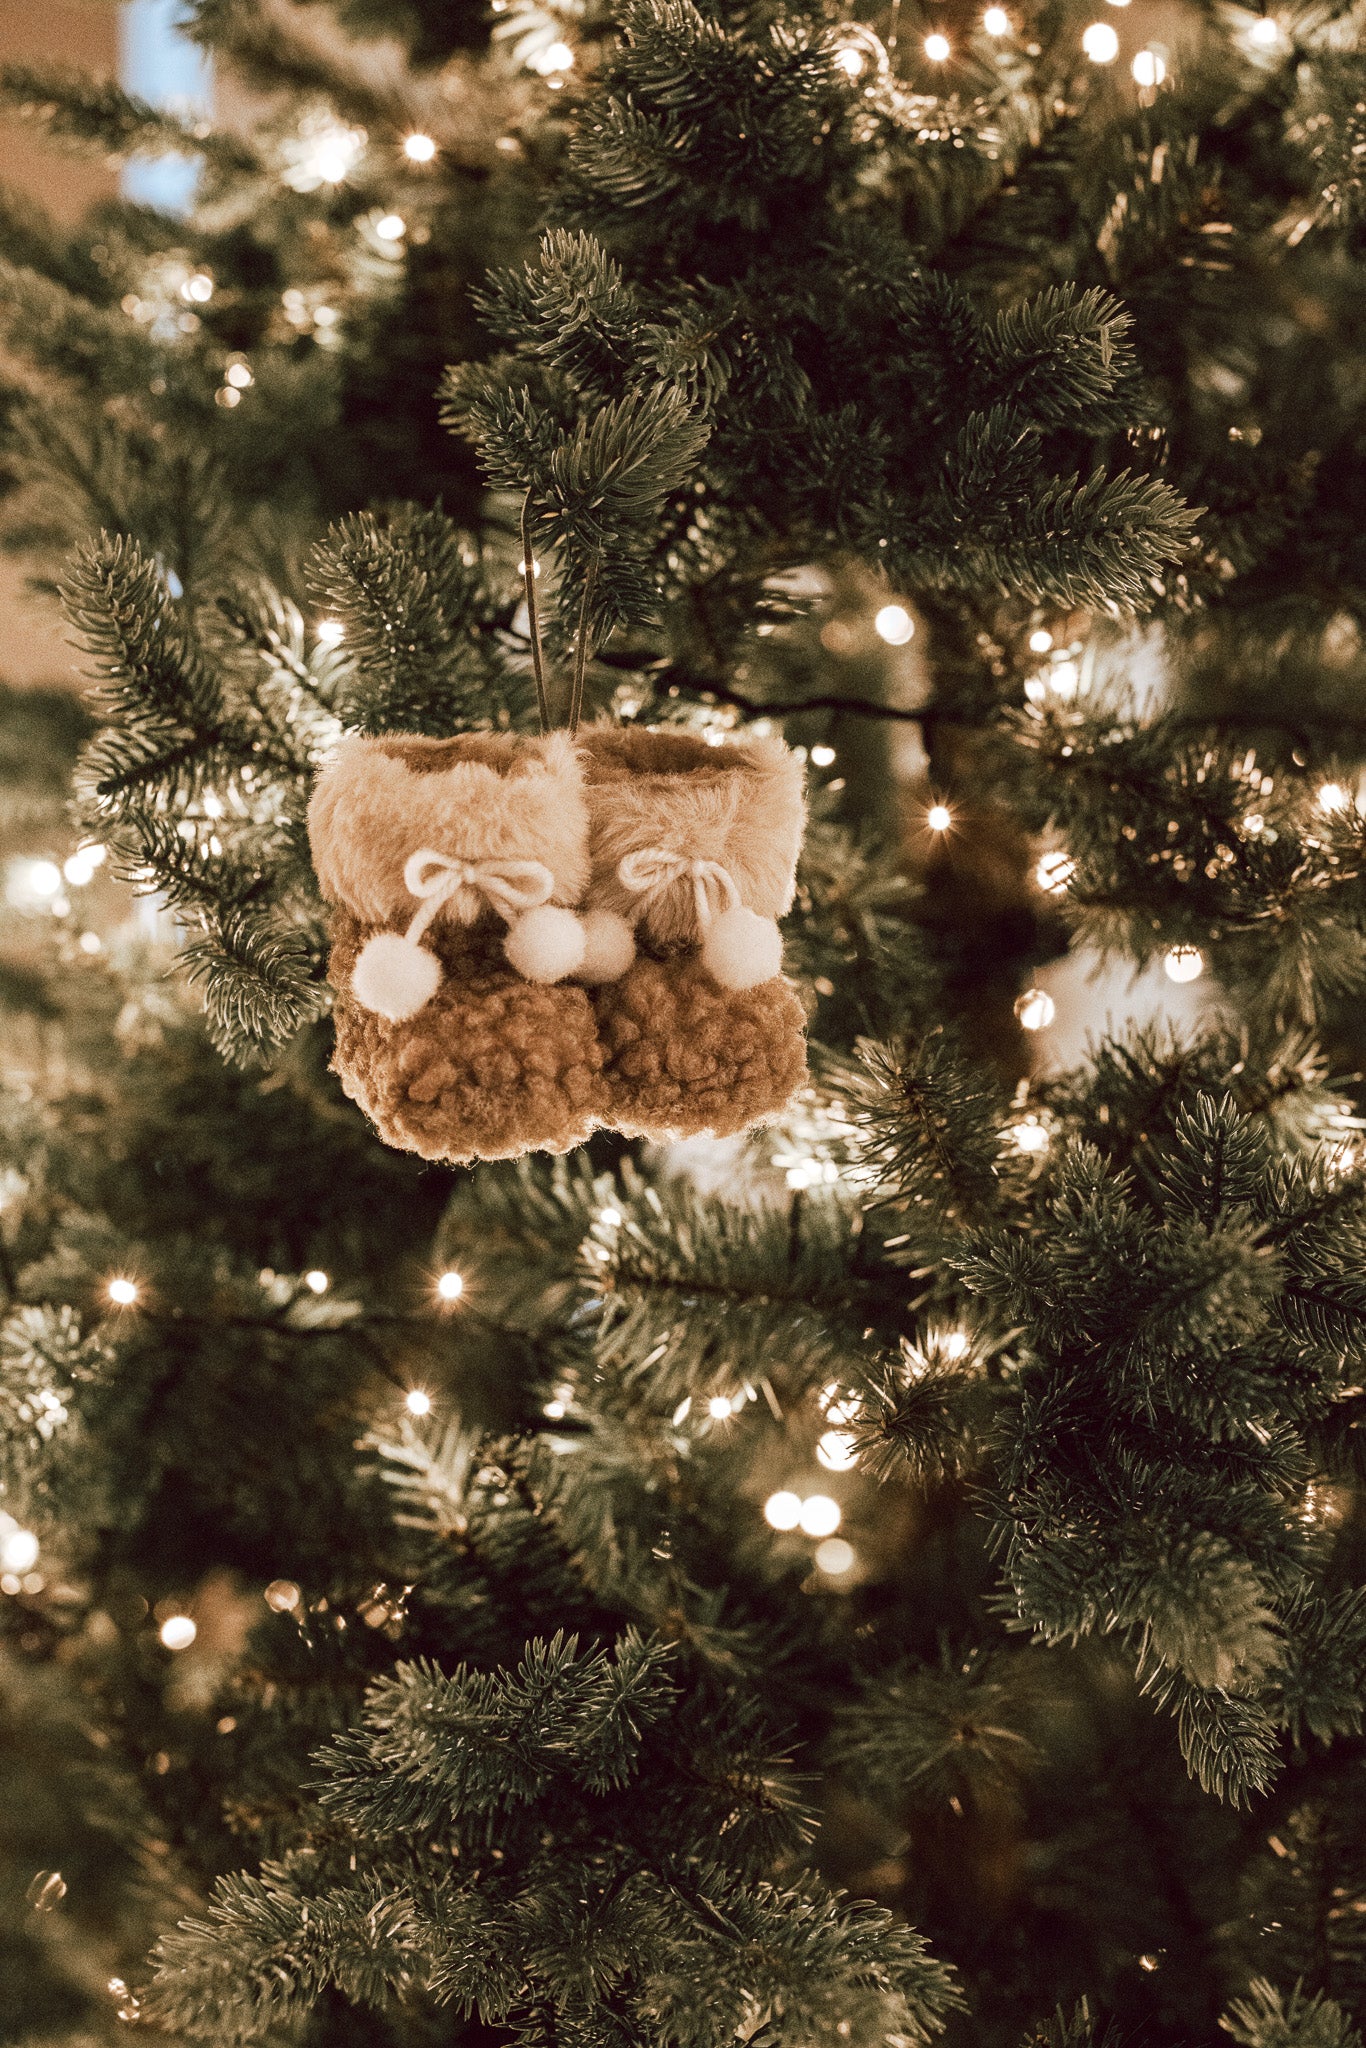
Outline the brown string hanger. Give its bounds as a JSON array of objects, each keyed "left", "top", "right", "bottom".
[{"left": 520, "top": 491, "right": 598, "bottom": 737}]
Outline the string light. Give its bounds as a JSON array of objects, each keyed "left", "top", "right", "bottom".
[
  {"left": 316, "top": 619, "right": 345, "bottom": 647},
  {"left": 79, "top": 932, "right": 101, "bottom": 954},
  {"left": 405, "top": 1388, "right": 433, "bottom": 1417},
  {"left": 1028, "top": 628, "right": 1053, "bottom": 652},
  {"left": 1132, "top": 48, "right": 1166, "bottom": 83},
  {"left": 983, "top": 7, "right": 1010, "bottom": 32},
  {"left": 23, "top": 860, "right": 62, "bottom": 899},
  {"left": 283, "top": 111, "right": 367, "bottom": 190},
  {"left": 707, "top": 1395, "right": 733, "bottom": 1419},
  {"left": 264, "top": 1579, "right": 301, "bottom": 1612},
  {"left": 1009, "top": 1118, "right": 1050, "bottom": 1154},
  {"left": 375, "top": 214, "right": 406, "bottom": 241},
  {"left": 765, "top": 1491, "right": 803, "bottom": 1530},
  {"left": 533, "top": 39, "right": 575, "bottom": 71},
  {"left": 303, "top": 1269, "right": 329, "bottom": 1293},
  {"left": 1015, "top": 988, "right": 1056, "bottom": 1031},
  {"left": 1082, "top": 21, "right": 1120, "bottom": 60},
  {"left": 182, "top": 272, "right": 213, "bottom": 303},
  {"left": 923, "top": 32, "right": 951, "bottom": 60},
  {"left": 799, "top": 1495, "right": 842, "bottom": 1537},
  {"left": 403, "top": 132, "right": 438, "bottom": 161},
  {"left": 834, "top": 42, "right": 866, "bottom": 73},
  {"left": 159, "top": 1614, "right": 196, "bottom": 1650},
  {"left": 1036, "top": 851, "right": 1076, "bottom": 894},
  {"left": 874, "top": 603, "right": 915, "bottom": 645},
  {"left": 810, "top": 744, "right": 837, "bottom": 767},
  {"left": 0, "top": 1524, "right": 38, "bottom": 1573},
  {"left": 1163, "top": 944, "right": 1204, "bottom": 984},
  {"left": 436, "top": 1270, "right": 464, "bottom": 1300},
  {"left": 225, "top": 360, "right": 253, "bottom": 389},
  {"left": 815, "top": 1537, "right": 855, "bottom": 1574},
  {"left": 107, "top": 1277, "right": 139, "bottom": 1306},
  {"left": 926, "top": 803, "right": 952, "bottom": 832},
  {"left": 1319, "top": 782, "right": 1350, "bottom": 815},
  {"left": 1248, "top": 14, "right": 1280, "bottom": 41},
  {"left": 816, "top": 1429, "right": 858, "bottom": 1471},
  {"left": 943, "top": 1330, "right": 970, "bottom": 1360},
  {"left": 63, "top": 844, "right": 105, "bottom": 887}
]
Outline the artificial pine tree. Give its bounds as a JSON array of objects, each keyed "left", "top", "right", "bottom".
[{"left": 5, "top": 0, "right": 1366, "bottom": 2043}]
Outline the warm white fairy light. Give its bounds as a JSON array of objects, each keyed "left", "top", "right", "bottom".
[
  {"left": 405, "top": 1388, "right": 433, "bottom": 1417},
  {"left": 926, "top": 803, "right": 953, "bottom": 832},
  {"left": 835, "top": 42, "right": 867, "bottom": 72},
  {"left": 79, "top": 932, "right": 101, "bottom": 954},
  {"left": 599, "top": 1206, "right": 623, "bottom": 1228},
  {"left": 534, "top": 39, "right": 575, "bottom": 71},
  {"left": 403, "top": 132, "right": 438, "bottom": 162},
  {"left": 815, "top": 1537, "right": 855, "bottom": 1575},
  {"left": 983, "top": 8, "right": 1010, "bottom": 32},
  {"left": 1009, "top": 1119, "right": 1050, "bottom": 1155},
  {"left": 1248, "top": 14, "right": 1280, "bottom": 42},
  {"left": 1036, "top": 851, "right": 1076, "bottom": 895},
  {"left": 1319, "top": 782, "right": 1350, "bottom": 815},
  {"left": 0, "top": 1524, "right": 38, "bottom": 1573},
  {"left": 1164, "top": 944, "right": 1204, "bottom": 984},
  {"left": 264, "top": 1579, "right": 301, "bottom": 1613},
  {"left": 316, "top": 619, "right": 345, "bottom": 647},
  {"left": 765, "top": 1491, "right": 803, "bottom": 1531},
  {"left": 799, "top": 1494, "right": 842, "bottom": 1537},
  {"left": 923, "top": 32, "right": 951, "bottom": 59},
  {"left": 375, "top": 214, "right": 406, "bottom": 241},
  {"left": 304, "top": 1269, "right": 329, "bottom": 1293},
  {"left": 182, "top": 272, "right": 213, "bottom": 303},
  {"left": 1132, "top": 48, "right": 1166, "bottom": 83},
  {"left": 816, "top": 1429, "right": 858, "bottom": 1472},
  {"left": 707, "top": 1394, "right": 733, "bottom": 1419},
  {"left": 24, "top": 860, "right": 62, "bottom": 899},
  {"left": 874, "top": 603, "right": 915, "bottom": 645},
  {"left": 1028, "top": 628, "right": 1053, "bottom": 653},
  {"left": 107, "top": 1277, "right": 139, "bottom": 1306},
  {"left": 225, "top": 360, "right": 254, "bottom": 389},
  {"left": 942, "top": 1330, "right": 970, "bottom": 1360},
  {"left": 1015, "top": 988, "right": 1056, "bottom": 1031},
  {"left": 283, "top": 112, "right": 367, "bottom": 191},
  {"left": 810, "top": 744, "right": 837, "bottom": 767},
  {"left": 436, "top": 1270, "right": 464, "bottom": 1300},
  {"left": 1082, "top": 20, "right": 1120, "bottom": 60},
  {"left": 159, "top": 1614, "right": 196, "bottom": 1651}
]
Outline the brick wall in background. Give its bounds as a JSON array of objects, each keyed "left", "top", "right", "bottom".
[{"left": 0, "top": 2, "right": 118, "bottom": 685}]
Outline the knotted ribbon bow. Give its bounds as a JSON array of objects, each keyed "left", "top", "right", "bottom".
[
  {"left": 617, "top": 847, "right": 741, "bottom": 931},
  {"left": 400, "top": 848, "right": 556, "bottom": 946}
]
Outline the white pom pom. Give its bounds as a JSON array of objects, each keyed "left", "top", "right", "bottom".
[
  {"left": 504, "top": 904, "right": 587, "bottom": 984},
  {"left": 352, "top": 932, "right": 442, "bottom": 1020},
  {"left": 577, "top": 908, "right": 636, "bottom": 984},
  {"left": 701, "top": 905, "right": 784, "bottom": 990}
]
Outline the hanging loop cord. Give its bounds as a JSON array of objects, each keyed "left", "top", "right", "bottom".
[
  {"left": 518, "top": 493, "right": 598, "bottom": 736},
  {"left": 616, "top": 848, "right": 741, "bottom": 932},
  {"left": 400, "top": 849, "right": 555, "bottom": 946}
]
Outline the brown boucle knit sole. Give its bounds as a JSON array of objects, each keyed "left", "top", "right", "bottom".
[
  {"left": 593, "top": 950, "right": 808, "bottom": 1141},
  {"left": 329, "top": 909, "right": 608, "bottom": 1164}
]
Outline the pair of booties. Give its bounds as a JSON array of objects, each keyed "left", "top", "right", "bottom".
[{"left": 306, "top": 725, "right": 808, "bottom": 1164}]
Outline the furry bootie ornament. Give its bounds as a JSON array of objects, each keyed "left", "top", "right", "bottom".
[
  {"left": 308, "top": 731, "right": 607, "bottom": 1163},
  {"left": 580, "top": 727, "right": 808, "bottom": 1139}
]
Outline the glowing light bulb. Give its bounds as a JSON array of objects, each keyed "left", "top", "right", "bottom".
[
  {"left": 375, "top": 214, "right": 406, "bottom": 240},
  {"left": 923, "top": 32, "right": 951, "bottom": 59},
  {"left": 1028, "top": 628, "right": 1053, "bottom": 653},
  {"left": 599, "top": 1207, "right": 622, "bottom": 1228},
  {"left": 107, "top": 1278, "right": 139, "bottom": 1306},
  {"left": 874, "top": 603, "right": 915, "bottom": 645},
  {"left": 436, "top": 1270, "right": 464, "bottom": 1300},
  {"left": 707, "top": 1395, "right": 733, "bottom": 1419},
  {"left": 1036, "top": 851, "right": 1076, "bottom": 894},
  {"left": 1082, "top": 20, "right": 1120, "bottom": 60},
  {"left": 1248, "top": 14, "right": 1280, "bottom": 42},
  {"left": 983, "top": 7, "right": 1010, "bottom": 31},
  {"left": 304, "top": 1270, "right": 329, "bottom": 1294},
  {"left": 264, "top": 1579, "right": 301, "bottom": 1613},
  {"left": 403, "top": 133, "right": 437, "bottom": 162},
  {"left": 1131, "top": 48, "right": 1165, "bottom": 83},
  {"left": 405, "top": 1388, "right": 433, "bottom": 1416},
  {"left": 799, "top": 1494, "right": 842, "bottom": 1537},
  {"left": 25, "top": 860, "right": 62, "bottom": 899},
  {"left": 183, "top": 272, "right": 213, "bottom": 303},
  {"left": 1010, "top": 1119, "right": 1050, "bottom": 1154},
  {"left": 815, "top": 1537, "right": 855, "bottom": 1574},
  {"left": 538, "top": 39, "right": 575, "bottom": 70},
  {"left": 943, "top": 1330, "right": 970, "bottom": 1360},
  {"left": 765, "top": 1491, "right": 803, "bottom": 1531},
  {"left": 817, "top": 1429, "right": 858, "bottom": 1472},
  {"left": 79, "top": 932, "right": 101, "bottom": 954},
  {"left": 926, "top": 803, "right": 952, "bottom": 832},
  {"left": 1015, "top": 988, "right": 1056, "bottom": 1031},
  {"left": 1164, "top": 944, "right": 1204, "bottom": 984},
  {"left": 810, "top": 744, "right": 836, "bottom": 767},
  {"left": 1319, "top": 782, "right": 1350, "bottom": 815},
  {"left": 225, "top": 361, "right": 253, "bottom": 389},
  {"left": 316, "top": 620, "right": 345, "bottom": 646},
  {"left": 159, "top": 1614, "right": 196, "bottom": 1651},
  {"left": 0, "top": 1526, "right": 38, "bottom": 1573},
  {"left": 835, "top": 42, "right": 866, "bottom": 73}
]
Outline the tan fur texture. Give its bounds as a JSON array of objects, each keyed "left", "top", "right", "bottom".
[
  {"left": 308, "top": 729, "right": 590, "bottom": 929},
  {"left": 593, "top": 953, "right": 808, "bottom": 1139},
  {"left": 580, "top": 726, "right": 808, "bottom": 1137},
  {"left": 580, "top": 726, "right": 805, "bottom": 945},
  {"left": 328, "top": 908, "right": 607, "bottom": 1164}
]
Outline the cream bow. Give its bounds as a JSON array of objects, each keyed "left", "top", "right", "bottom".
[
  {"left": 616, "top": 847, "right": 740, "bottom": 930},
  {"left": 400, "top": 848, "right": 555, "bottom": 945}
]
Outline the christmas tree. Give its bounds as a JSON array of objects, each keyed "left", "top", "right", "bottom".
[{"left": 4, "top": 0, "right": 1366, "bottom": 2042}]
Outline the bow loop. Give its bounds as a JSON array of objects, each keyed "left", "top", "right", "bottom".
[
  {"left": 617, "top": 847, "right": 740, "bottom": 932},
  {"left": 400, "top": 849, "right": 556, "bottom": 944}
]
